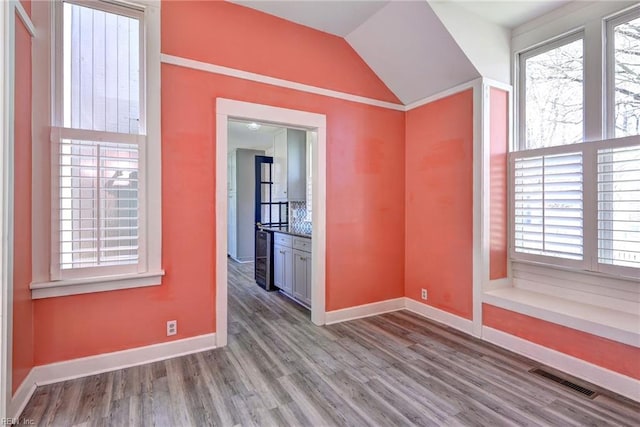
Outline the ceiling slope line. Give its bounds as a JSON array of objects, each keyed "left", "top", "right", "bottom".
[{"left": 160, "top": 54, "right": 405, "bottom": 112}]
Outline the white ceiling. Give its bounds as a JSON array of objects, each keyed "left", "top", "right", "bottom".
[
  {"left": 232, "top": 1, "right": 571, "bottom": 36},
  {"left": 228, "top": 120, "right": 282, "bottom": 152},
  {"left": 230, "top": 1, "right": 390, "bottom": 37},
  {"left": 346, "top": 1, "right": 479, "bottom": 104},
  {"left": 230, "top": 0, "right": 572, "bottom": 104},
  {"left": 448, "top": 0, "right": 572, "bottom": 29}
]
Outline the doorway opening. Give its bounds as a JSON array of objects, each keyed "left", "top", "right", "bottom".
[{"left": 216, "top": 100, "right": 327, "bottom": 347}]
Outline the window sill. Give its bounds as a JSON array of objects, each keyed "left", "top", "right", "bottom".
[
  {"left": 30, "top": 270, "right": 165, "bottom": 299},
  {"left": 511, "top": 257, "right": 640, "bottom": 284},
  {"left": 483, "top": 287, "right": 640, "bottom": 348}
]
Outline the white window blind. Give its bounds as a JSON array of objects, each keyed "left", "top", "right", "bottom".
[
  {"left": 58, "top": 138, "right": 140, "bottom": 270},
  {"left": 514, "top": 152, "right": 584, "bottom": 261},
  {"left": 512, "top": 136, "right": 639, "bottom": 278},
  {"left": 598, "top": 145, "right": 640, "bottom": 268}
]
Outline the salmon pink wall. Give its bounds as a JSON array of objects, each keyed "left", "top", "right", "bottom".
[
  {"left": 13, "top": 13, "right": 34, "bottom": 393},
  {"left": 161, "top": 1, "right": 399, "bottom": 104},
  {"left": 161, "top": 66, "right": 405, "bottom": 312},
  {"left": 489, "top": 88, "right": 508, "bottom": 280},
  {"left": 31, "top": 0, "right": 405, "bottom": 365},
  {"left": 484, "top": 304, "right": 640, "bottom": 379},
  {"left": 405, "top": 90, "right": 474, "bottom": 319}
]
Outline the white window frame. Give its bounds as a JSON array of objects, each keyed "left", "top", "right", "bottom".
[
  {"left": 30, "top": 0, "right": 163, "bottom": 299},
  {"left": 517, "top": 30, "right": 586, "bottom": 151},
  {"left": 605, "top": 6, "right": 640, "bottom": 139},
  {"left": 514, "top": 20, "right": 640, "bottom": 281}
]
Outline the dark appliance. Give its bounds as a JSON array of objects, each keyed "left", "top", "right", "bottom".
[
  {"left": 255, "top": 229, "right": 275, "bottom": 290},
  {"left": 254, "top": 155, "right": 287, "bottom": 291}
]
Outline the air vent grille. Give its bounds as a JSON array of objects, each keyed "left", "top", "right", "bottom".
[{"left": 530, "top": 368, "right": 598, "bottom": 399}]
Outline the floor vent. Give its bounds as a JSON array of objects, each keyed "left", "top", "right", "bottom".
[{"left": 529, "top": 368, "right": 598, "bottom": 399}]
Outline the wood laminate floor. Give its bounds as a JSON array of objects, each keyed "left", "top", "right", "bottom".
[{"left": 20, "top": 259, "right": 640, "bottom": 426}]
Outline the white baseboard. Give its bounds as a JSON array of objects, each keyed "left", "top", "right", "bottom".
[
  {"left": 9, "top": 369, "right": 38, "bottom": 420},
  {"left": 404, "top": 298, "right": 474, "bottom": 335},
  {"left": 325, "top": 298, "right": 405, "bottom": 325},
  {"left": 483, "top": 326, "right": 640, "bottom": 402},
  {"left": 325, "top": 297, "right": 475, "bottom": 337},
  {"left": 8, "top": 333, "right": 217, "bottom": 418}
]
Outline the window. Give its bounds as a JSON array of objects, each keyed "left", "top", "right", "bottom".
[
  {"left": 40, "top": 0, "right": 162, "bottom": 293},
  {"left": 519, "top": 33, "right": 584, "bottom": 150},
  {"left": 515, "top": 25, "right": 639, "bottom": 279},
  {"left": 607, "top": 8, "right": 640, "bottom": 137}
]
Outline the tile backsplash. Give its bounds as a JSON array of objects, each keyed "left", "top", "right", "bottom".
[{"left": 289, "top": 201, "right": 312, "bottom": 234}]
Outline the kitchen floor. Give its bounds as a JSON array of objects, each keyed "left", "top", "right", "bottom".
[{"left": 19, "top": 259, "right": 640, "bottom": 426}]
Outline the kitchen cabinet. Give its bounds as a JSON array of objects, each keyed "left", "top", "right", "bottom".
[
  {"left": 273, "top": 232, "right": 311, "bottom": 308},
  {"left": 272, "top": 129, "right": 306, "bottom": 202},
  {"left": 293, "top": 249, "right": 312, "bottom": 306},
  {"left": 273, "top": 242, "right": 293, "bottom": 294}
]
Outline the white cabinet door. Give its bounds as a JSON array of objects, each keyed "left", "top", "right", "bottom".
[
  {"left": 272, "top": 130, "right": 287, "bottom": 202},
  {"left": 274, "top": 243, "right": 293, "bottom": 293},
  {"left": 293, "top": 249, "right": 311, "bottom": 305}
]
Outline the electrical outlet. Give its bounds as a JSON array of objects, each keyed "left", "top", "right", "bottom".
[
  {"left": 167, "top": 320, "right": 177, "bottom": 336},
  {"left": 421, "top": 289, "right": 428, "bottom": 300}
]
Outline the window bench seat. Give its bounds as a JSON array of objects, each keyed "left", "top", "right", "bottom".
[{"left": 483, "top": 287, "right": 640, "bottom": 348}]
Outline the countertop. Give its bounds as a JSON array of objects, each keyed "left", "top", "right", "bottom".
[{"left": 260, "top": 225, "right": 312, "bottom": 239}]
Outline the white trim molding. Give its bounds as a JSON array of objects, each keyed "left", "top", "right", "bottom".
[
  {"left": 483, "top": 326, "right": 640, "bottom": 402},
  {"left": 1, "top": 0, "right": 16, "bottom": 418},
  {"left": 325, "top": 298, "right": 405, "bottom": 325},
  {"left": 161, "top": 53, "right": 501, "bottom": 115},
  {"left": 14, "top": 0, "right": 34, "bottom": 37},
  {"left": 404, "top": 78, "right": 479, "bottom": 111},
  {"left": 472, "top": 78, "right": 485, "bottom": 338},
  {"left": 323, "top": 298, "right": 475, "bottom": 337},
  {"left": 8, "top": 333, "right": 217, "bottom": 419},
  {"left": 162, "top": 54, "right": 404, "bottom": 111},
  {"left": 30, "top": 271, "right": 165, "bottom": 299},
  {"left": 404, "top": 298, "right": 475, "bottom": 335},
  {"left": 215, "top": 99, "right": 327, "bottom": 347}
]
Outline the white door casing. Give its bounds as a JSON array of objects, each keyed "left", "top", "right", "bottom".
[{"left": 215, "top": 99, "right": 327, "bottom": 347}]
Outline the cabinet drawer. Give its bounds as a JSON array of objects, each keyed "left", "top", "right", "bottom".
[
  {"left": 274, "top": 233, "right": 293, "bottom": 247},
  {"left": 292, "top": 237, "right": 311, "bottom": 252}
]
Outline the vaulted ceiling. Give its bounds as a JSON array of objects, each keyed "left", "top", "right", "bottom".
[{"left": 231, "top": 0, "right": 571, "bottom": 105}]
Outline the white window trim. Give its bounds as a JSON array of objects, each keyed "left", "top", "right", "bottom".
[
  {"left": 605, "top": 5, "right": 640, "bottom": 139},
  {"left": 30, "top": 0, "right": 163, "bottom": 299}
]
